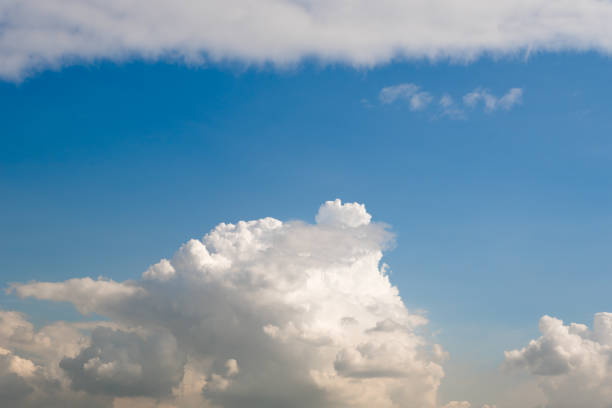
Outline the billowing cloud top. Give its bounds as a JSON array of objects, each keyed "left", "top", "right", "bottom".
[
  {"left": 505, "top": 313, "right": 612, "bottom": 408},
  {"left": 4, "top": 0, "right": 612, "bottom": 80},
  {"left": 4, "top": 199, "right": 447, "bottom": 408}
]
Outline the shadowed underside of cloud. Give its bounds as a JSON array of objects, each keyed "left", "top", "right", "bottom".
[
  {"left": 3, "top": 0, "right": 612, "bottom": 80},
  {"left": 2, "top": 199, "right": 447, "bottom": 408}
]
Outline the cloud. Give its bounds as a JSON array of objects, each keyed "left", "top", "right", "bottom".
[
  {"left": 59, "top": 327, "right": 185, "bottom": 398},
  {"left": 4, "top": 0, "right": 612, "bottom": 80},
  {"left": 378, "top": 84, "right": 521, "bottom": 117},
  {"left": 379, "top": 83, "right": 433, "bottom": 111},
  {"left": 442, "top": 403, "right": 472, "bottom": 408},
  {"left": 410, "top": 92, "right": 434, "bottom": 111},
  {"left": 440, "top": 94, "right": 454, "bottom": 109},
  {"left": 5, "top": 199, "right": 447, "bottom": 407},
  {"left": 314, "top": 198, "right": 372, "bottom": 227},
  {"left": 0, "top": 351, "right": 36, "bottom": 404},
  {"left": 0, "top": 310, "right": 114, "bottom": 407},
  {"left": 11, "top": 278, "right": 145, "bottom": 315},
  {"left": 505, "top": 313, "right": 612, "bottom": 408},
  {"left": 441, "top": 402, "right": 496, "bottom": 408},
  {"left": 463, "top": 88, "right": 523, "bottom": 112},
  {"left": 438, "top": 94, "right": 466, "bottom": 119}
]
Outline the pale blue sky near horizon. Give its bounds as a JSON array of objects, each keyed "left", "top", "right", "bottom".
[{"left": 2, "top": 52, "right": 612, "bottom": 396}]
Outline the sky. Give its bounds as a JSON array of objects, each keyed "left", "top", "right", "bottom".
[{"left": 2, "top": 2, "right": 612, "bottom": 408}]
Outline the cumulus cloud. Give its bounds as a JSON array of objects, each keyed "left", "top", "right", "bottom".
[
  {"left": 0, "top": 350, "right": 36, "bottom": 404},
  {"left": 3, "top": 0, "right": 612, "bottom": 80},
  {"left": 0, "top": 310, "right": 114, "bottom": 407},
  {"left": 59, "top": 327, "right": 185, "bottom": 398},
  {"left": 5, "top": 199, "right": 448, "bottom": 407},
  {"left": 315, "top": 198, "right": 372, "bottom": 227},
  {"left": 505, "top": 313, "right": 612, "bottom": 408}
]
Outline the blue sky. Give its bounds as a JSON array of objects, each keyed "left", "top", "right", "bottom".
[
  {"left": 4, "top": 53, "right": 612, "bottom": 319},
  {"left": 2, "top": 23, "right": 612, "bottom": 406}
]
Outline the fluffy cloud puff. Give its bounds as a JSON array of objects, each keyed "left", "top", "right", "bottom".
[
  {"left": 6, "top": 199, "right": 446, "bottom": 408},
  {"left": 3, "top": 0, "right": 612, "bottom": 80},
  {"left": 505, "top": 313, "right": 612, "bottom": 408}
]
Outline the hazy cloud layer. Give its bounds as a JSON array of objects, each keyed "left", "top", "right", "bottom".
[
  {"left": 505, "top": 313, "right": 612, "bottom": 408},
  {"left": 4, "top": 199, "right": 447, "bottom": 407},
  {"left": 4, "top": 0, "right": 612, "bottom": 80}
]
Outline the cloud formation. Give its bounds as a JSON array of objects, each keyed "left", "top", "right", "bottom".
[
  {"left": 505, "top": 313, "right": 612, "bottom": 408},
  {"left": 379, "top": 84, "right": 433, "bottom": 111},
  {"left": 378, "top": 83, "right": 522, "bottom": 117},
  {"left": 0, "top": 310, "right": 114, "bottom": 407},
  {"left": 463, "top": 88, "right": 523, "bottom": 112},
  {"left": 3, "top": 0, "right": 612, "bottom": 80},
  {"left": 442, "top": 403, "right": 495, "bottom": 408},
  {"left": 3, "top": 199, "right": 447, "bottom": 407}
]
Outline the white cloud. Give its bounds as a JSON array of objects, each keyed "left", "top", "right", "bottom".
[
  {"left": 410, "top": 92, "right": 434, "bottom": 111},
  {"left": 3, "top": 0, "right": 612, "bottom": 80},
  {"left": 440, "top": 94, "right": 454, "bottom": 109},
  {"left": 315, "top": 198, "right": 372, "bottom": 227},
  {"left": 442, "top": 402, "right": 472, "bottom": 408},
  {"left": 379, "top": 83, "right": 433, "bottom": 111},
  {"left": 438, "top": 94, "right": 466, "bottom": 119},
  {"left": 11, "top": 277, "right": 145, "bottom": 315},
  {"left": 379, "top": 84, "right": 420, "bottom": 104},
  {"left": 441, "top": 402, "right": 496, "bottom": 408},
  {"left": 379, "top": 84, "right": 521, "bottom": 117},
  {"left": 142, "top": 259, "right": 175, "bottom": 282},
  {"left": 463, "top": 88, "right": 523, "bottom": 112},
  {"left": 497, "top": 88, "right": 524, "bottom": 110},
  {"left": 505, "top": 313, "right": 612, "bottom": 408},
  {"left": 5, "top": 199, "right": 448, "bottom": 407}
]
